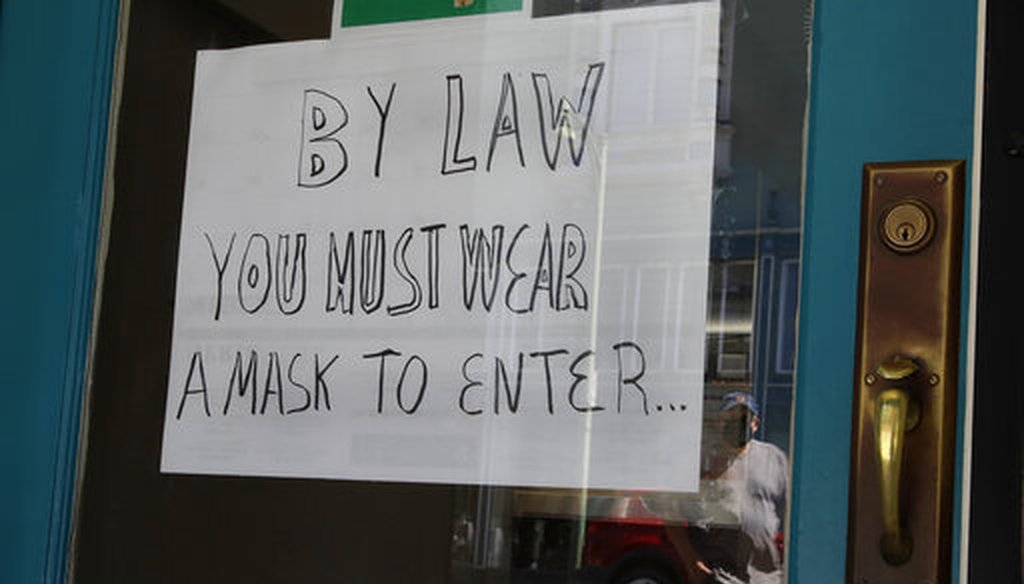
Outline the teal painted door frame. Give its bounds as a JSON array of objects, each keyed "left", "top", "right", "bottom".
[
  {"left": 0, "top": 0, "right": 979, "bottom": 581},
  {"left": 0, "top": 0, "right": 120, "bottom": 582},
  {"left": 792, "top": 0, "right": 978, "bottom": 582}
]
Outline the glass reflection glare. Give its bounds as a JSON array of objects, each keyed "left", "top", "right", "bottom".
[{"left": 449, "top": 0, "right": 808, "bottom": 581}]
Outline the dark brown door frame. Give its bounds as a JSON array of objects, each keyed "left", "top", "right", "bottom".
[{"left": 969, "top": 0, "right": 1024, "bottom": 580}]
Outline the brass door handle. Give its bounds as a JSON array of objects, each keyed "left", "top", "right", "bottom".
[
  {"left": 873, "top": 356, "right": 919, "bottom": 565},
  {"left": 849, "top": 161, "right": 963, "bottom": 583}
]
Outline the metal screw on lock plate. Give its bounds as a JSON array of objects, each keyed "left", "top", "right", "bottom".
[{"left": 881, "top": 200, "right": 935, "bottom": 253}]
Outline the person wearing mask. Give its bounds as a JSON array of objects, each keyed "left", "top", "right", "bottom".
[{"left": 648, "top": 391, "right": 788, "bottom": 584}]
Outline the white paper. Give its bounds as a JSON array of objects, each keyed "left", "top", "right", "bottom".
[{"left": 162, "top": 4, "right": 719, "bottom": 492}]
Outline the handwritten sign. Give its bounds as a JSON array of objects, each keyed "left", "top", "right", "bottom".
[{"left": 162, "top": 4, "right": 720, "bottom": 492}]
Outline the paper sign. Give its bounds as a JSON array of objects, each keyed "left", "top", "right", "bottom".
[{"left": 162, "top": 4, "right": 719, "bottom": 492}]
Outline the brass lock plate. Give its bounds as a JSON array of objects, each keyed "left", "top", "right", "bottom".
[{"left": 848, "top": 161, "right": 964, "bottom": 583}]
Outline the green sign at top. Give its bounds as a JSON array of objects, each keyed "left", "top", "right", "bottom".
[{"left": 341, "top": 0, "right": 523, "bottom": 27}]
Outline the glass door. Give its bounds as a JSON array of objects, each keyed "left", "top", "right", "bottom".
[{"left": 0, "top": 0, "right": 982, "bottom": 582}]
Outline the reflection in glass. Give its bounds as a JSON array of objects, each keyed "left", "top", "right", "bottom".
[{"left": 448, "top": 0, "right": 807, "bottom": 581}]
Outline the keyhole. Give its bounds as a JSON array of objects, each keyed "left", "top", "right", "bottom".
[{"left": 899, "top": 224, "right": 915, "bottom": 242}]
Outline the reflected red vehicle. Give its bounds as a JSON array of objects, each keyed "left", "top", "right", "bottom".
[
  {"left": 511, "top": 494, "right": 784, "bottom": 584},
  {"left": 511, "top": 495, "right": 686, "bottom": 584},
  {"left": 581, "top": 515, "right": 687, "bottom": 584}
]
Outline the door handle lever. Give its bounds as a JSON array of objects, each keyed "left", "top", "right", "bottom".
[{"left": 873, "top": 355, "right": 920, "bottom": 565}]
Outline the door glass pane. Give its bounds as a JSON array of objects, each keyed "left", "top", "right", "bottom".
[{"left": 74, "top": 1, "right": 809, "bottom": 583}]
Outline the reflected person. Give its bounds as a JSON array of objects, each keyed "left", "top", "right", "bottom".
[{"left": 650, "top": 391, "right": 788, "bottom": 584}]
